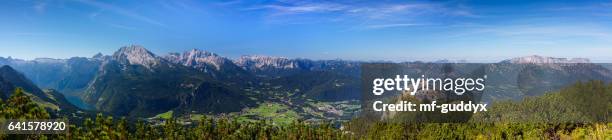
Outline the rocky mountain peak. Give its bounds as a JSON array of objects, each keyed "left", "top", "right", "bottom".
[
  {"left": 503, "top": 55, "right": 591, "bottom": 64},
  {"left": 234, "top": 55, "right": 299, "bottom": 69},
  {"left": 186, "top": 49, "right": 218, "bottom": 57},
  {"left": 92, "top": 52, "right": 104, "bottom": 59},
  {"left": 184, "top": 49, "right": 224, "bottom": 68},
  {"left": 163, "top": 49, "right": 230, "bottom": 70},
  {"left": 112, "top": 45, "right": 160, "bottom": 68}
]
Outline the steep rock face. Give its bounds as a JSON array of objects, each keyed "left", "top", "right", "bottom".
[
  {"left": 165, "top": 49, "right": 227, "bottom": 70},
  {"left": 235, "top": 55, "right": 302, "bottom": 70},
  {"left": 234, "top": 55, "right": 360, "bottom": 77},
  {"left": 112, "top": 45, "right": 161, "bottom": 69},
  {"left": 164, "top": 49, "right": 243, "bottom": 72},
  {"left": 164, "top": 49, "right": 252, "bottom": 83}
]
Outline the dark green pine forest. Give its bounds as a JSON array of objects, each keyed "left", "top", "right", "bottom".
[{"left": 1, "top": 80, "right": 610, "bottom": 139}]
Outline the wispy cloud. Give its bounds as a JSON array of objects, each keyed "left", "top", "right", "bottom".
[
  {"left": 106, "top": 23, "right": 138, "bottom": 30},
  {"left": 236, "top": 1, "right": 477, "bottom": 29},
  {"left": 485, "top": 25, "right": 612, "bottom": 39},
  {"left": 449, "top": 23, "right": 612, "bottom": 44},
  {"left": 0, "top": 32, "right": 53, "bottom": 37},
  {"left": 544, "top": 2, "right": 612, "bottom": 18},
  {"left": 158, "top": 0, "right": 206, "bottom": 14},
  {"left": 245, "top": 2, "right": 435, "bottom": 19},
  {"left": 32, "top": 1, "right": 47, "bottom": 13},
  {"left": 364, "top": 23, "right": 427, "bottom": 29},
  {"left": 75, "top": 0, "right": 165, "bottom": 27},
  {"left": 214, "top": 0, "right": 242, "bottom": 6},
  {"left": 86, "top": 9, "right": 138, "bottom": 30},
  {"left": 246, "top": 2, "right": 348, "bottom": 16}
]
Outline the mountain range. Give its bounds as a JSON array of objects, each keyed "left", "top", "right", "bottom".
[
  {"left": 0, "top": 45, "right": 361, "bottom": 117},
  {"left": 0, "top": 45, "right": 610, "bottom": 119}
]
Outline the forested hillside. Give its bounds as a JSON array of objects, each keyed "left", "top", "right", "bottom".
[{"left": 1, "top": 81, "right": 610, "bottom": 139}]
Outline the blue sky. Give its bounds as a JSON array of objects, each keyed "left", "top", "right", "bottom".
[{"left": 1, "top": 0, "right": 612, "bottom": 62}]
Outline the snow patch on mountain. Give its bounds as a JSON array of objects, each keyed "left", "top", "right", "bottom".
[
  {"left": 234, "top": 55, "right": 300, "bottom": 70},
  {"left": 164, "top": 49, "right": 233, "bottom": 70},
  {"left": 503, "top": 55, "right": 590, "bottom": 64}
]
